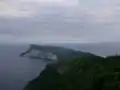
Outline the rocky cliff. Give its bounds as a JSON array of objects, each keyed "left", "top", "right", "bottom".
[{"left": 20, "top": 44, "right": 93, "bottom": 61}]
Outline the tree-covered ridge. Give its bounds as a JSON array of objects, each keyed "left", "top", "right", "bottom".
[
  {"left": 24, "top": 55, "right": 120, "bottom": 90},
  {"left": 21, "top": 44, "right": 93, "bottom": 61}
]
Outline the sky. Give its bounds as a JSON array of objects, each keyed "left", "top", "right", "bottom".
[{"left": 0, "top": 0, "right": 120, "bottom": 44}]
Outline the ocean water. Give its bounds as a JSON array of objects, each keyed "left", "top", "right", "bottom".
[{"left": 0, "top": 45, "right": 47, "bottom": 90}]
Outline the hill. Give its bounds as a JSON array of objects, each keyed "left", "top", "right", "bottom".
[
  {"left": 24, "top": 55, "right": 120, "bottom": 90},
  {"left": 20, "top": 44, "right": 93, "bottom": 61}
]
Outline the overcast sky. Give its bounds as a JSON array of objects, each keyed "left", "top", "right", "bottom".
[{"left": 0, "top": 0, "right": 120, "bottom": 44}]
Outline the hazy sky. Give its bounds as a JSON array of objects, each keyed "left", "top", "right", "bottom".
[{"left": 0, "top": 0, "right": 120, "bottom": 44}]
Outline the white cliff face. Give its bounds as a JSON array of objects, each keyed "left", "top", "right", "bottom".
[
  {"left": 28, "top": 49, "right": 58, "bottom": 61},
  {"left": 29, "top": 49, "right": 41, "bottom": 57},
  {"left": 46, "top": 53, "right": 58, "bottom": 61}
]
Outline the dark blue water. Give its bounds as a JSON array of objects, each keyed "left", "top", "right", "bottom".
[{"left": 0, "top": 45, "right": 47, "bottom": 90}]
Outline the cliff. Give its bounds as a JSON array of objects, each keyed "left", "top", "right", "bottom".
[{"left": 20, "top": 44, "right": 93, "bottom": 61}]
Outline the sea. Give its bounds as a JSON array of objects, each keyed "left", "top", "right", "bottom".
[
  {"left": 0, "top": 45, "right": 47, "bottom": 90},
  {"left": 0, "top": 43, "right": 120, "bottom": 90}
]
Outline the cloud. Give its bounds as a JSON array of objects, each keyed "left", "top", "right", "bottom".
[
  {"left": 0, "top": 0, "right": 118, "bottom": 22},
  {"left": 0, "top": 0, "right": 120, "bottom": 44},
  {"left": 0, "top": 0, "right": 79, "bottom": 18}
]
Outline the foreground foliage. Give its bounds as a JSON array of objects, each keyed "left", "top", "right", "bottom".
[{"left": 24, "top": 55, "right": 120, "bottom": 90}]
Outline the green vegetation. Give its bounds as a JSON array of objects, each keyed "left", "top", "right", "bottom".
[
  {"left": 21, "top": 44, "right": 93, "bottom": 61},
  {"left": 24, "top": 55, "right": 120, "bottom": 90}
]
